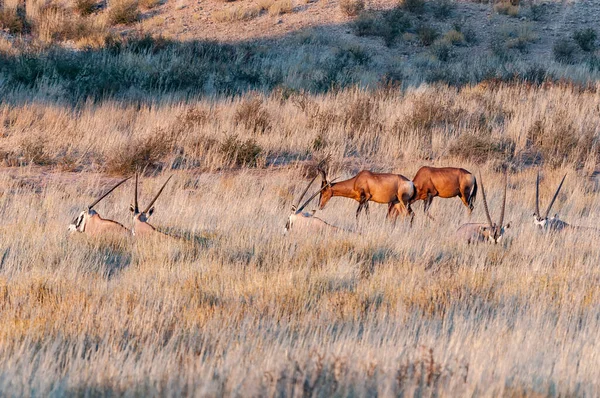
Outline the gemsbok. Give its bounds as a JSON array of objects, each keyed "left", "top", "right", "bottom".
[
  {"left": 130, "top": 174, "right": 173, "bottom": 236},
  {"left": 285, "top": 167, "right": 345, "bottom": 233},
  {"left": 68, "top": 177, "right": 131, "bottom": 237},
  {"left": 533, "top": 172, "right": 597, "bottom": 233},
  {"left": 411, "top": 166, "right": 477, "bottom": 216},
  {"left": 317, "top": 165, "right": 415, "bottom": 222},
  {"left": 456, "top": 173, "right": 509, "bottom": 244}
]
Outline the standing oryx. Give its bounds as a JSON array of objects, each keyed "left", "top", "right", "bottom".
[
  {"left": 68, "top": 177, "right": 131, "bottom": 237},
  {"left": 285, "top": 162, "right": 345, "bottom": 233},
  {"left": 130, "top": 174, "right": 173, "bottom": 236},
  {"left": 411, "top": 166, "right": 477, "bottom": 216},
  {"left": 317, "top": 165, "right": 415, "bottom": 222},
  {"left": 456, "top": 173, "right": 509, "bottom": 244}
]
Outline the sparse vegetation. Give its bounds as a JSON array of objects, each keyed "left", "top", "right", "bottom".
[
  {"left": 268, "top": 0, "right": 293, "bottom": 16},
  {"left": 339, "top": 0, "right": 364, "bottom": 17}
]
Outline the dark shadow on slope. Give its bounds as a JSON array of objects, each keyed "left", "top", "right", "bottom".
[{"left": 0, "top": 2, "right": 590, "bottom": 105}]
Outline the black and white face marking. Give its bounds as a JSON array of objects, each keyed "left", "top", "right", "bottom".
[
  {"left": 533, "top": 213, "right": 547, "bottom": 228},
  {"left": 68, "top": 211, "right": 87, "bottom": 233}
]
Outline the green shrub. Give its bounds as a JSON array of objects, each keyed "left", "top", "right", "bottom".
[
  {"left": 220, "top": 136, "right": 262, "bottom": 167},
  {"left": 353, "top": 8, "right": 410, "bottom": 46},
  {"left": 400, "top": 0, "right": 424, "bottom": 14},
  {"left": 432, "top": 0, "right": 454, "bottom": 20},
  {"left": 529, "top": 3, "right": 545, "bottom": 21},
  {"left": 431, "top": 40, "right": 453, "bottom": 61},
  {"left": 553, "top": 38, "right": 576, "bottom": 63},
  {"left": 573, "top": 28, "right": 597, "bottom": 52},
  {"left": 340, "top": 0, "right": 365, "bottom": 17},
  {"left": 418, "top": 25, "right": 439, "bottom": 46}
]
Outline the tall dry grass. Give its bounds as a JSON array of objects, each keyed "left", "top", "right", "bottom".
[
  {"left": 0, "top": 166, "right": 599, "bottom": 395},
  {"left": 1, "top": 83, "right": 599, "bottom": 173},
  {"left": 0, "top": 83, "right": 600, "bottom": 395}
]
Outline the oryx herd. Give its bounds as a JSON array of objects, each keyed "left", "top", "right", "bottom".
[
  {"left": 285, "top": 159, "right": 595, "bottom": 243},
  {"left": 68, "top": 161, "right": 593, "bottom": 244},
  {"left": 68, "top": 173, "right": 173, "bottom": 238}
]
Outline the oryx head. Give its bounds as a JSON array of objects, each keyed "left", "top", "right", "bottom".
[
  {"left": 316, "top": 156, "right": 335, "bottom": 210},
  {"left": 479, "top": 172, "right": 510, "bottom": 244},
  {"left": 68, "top": 177, "right": 131, "bottom": 233},
  {"left": 285, "top": 159, "right": 333, "bottom": 233},
  {"left": 130, "top": 173, "right": 172, "bottom": 225},
  {"left": 533, "top": 172, "right": 566, "bottom": 229}
]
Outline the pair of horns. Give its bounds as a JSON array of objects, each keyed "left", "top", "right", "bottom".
[
  {"left": 292, "top": 157, "right": 334, "bottom": 214},
  {"left": 536, "top": 172, "right": 566, "bottom": 219},
  {"left": 134, "top": 173, "right": 173, "bottom": 214},
  {"left": 479, "top": 172, "right": 507, "bottom": 230},
  {"left": 87, "top": 176, "right": 131, "bottom": 210},
  {"left": 88, "top": 174, "right": 171, "bottom": 213}
]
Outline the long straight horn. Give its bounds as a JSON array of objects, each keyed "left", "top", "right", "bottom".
[
  {"left": 134, "top": 173, "right": 139, "bottom": 213},
  {"left": 88, "top": 176, "right": 131, "bottom": 210},
  {"left": 296, "top": 178, "right": 339, "bottom": 214},
  {"left": 294, "top": 158, "right": 329, "bottom": 208},
  {"left": 499, "top": 172, "right": 507, "bottom": 227},
  {"left": 544, "top": 174, "right": 566, "bottom": 219},
  {"left": 143, "top": 175, "right": 173, "bottom": 214},
  {"left": 479, "top": 172, "right": 494, "bottom": 228},
  {"left": 535, "top": 171, "right": 540, "bottom": 216},
  {"left": 317, "top": 157, "right": 328, "bottom": 185}
]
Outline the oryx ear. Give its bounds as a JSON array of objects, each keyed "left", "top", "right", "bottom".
[
  {"left": 148, "top": 207, "right": 155, "bottom": 217},
  {"left": 129, "top": 204, "right": 135, "bottom": 213},
  {"left": 291, "top": 205, "right": 297, "bottom": 212},
  {"left": 310, "top": 209, "right": 316, "bottom": 216}
]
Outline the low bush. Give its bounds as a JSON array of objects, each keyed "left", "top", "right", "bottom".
[
  {"left": 432, "top": 0, "right": 454, "bottom": 20},
  {"left": 108, "top": 0, "right": 140, "bottom": 25},
  {"left": 448, "top": 134, "right": 515, "bottom": 164},
  {"left": 400, "top": 0, "right": 425, "bottom": 14},
  {"left": 220, "top": 136, "right": 263, "bottom": 167},
  {"left": 340, "top": 0, "right": 364, "bottom": 17},
  {"left": 494, "top": 1, "right": 519, "bottom": 17},
  {"left": 573, "top": 28, "right": 597, "bottom": 52},
  {"left": 553, "top": 38, "right": 577, "bottom": 63},
  {"left": 418, "top": 25, "right": 439, "bottom": 46},
  {"left": 353, "top": 8, "right": 411, "bottom": 46}
]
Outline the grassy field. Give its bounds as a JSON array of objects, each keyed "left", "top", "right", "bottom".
[
  {"left": 1, "top": 0, "right": 600, "bottom": 395},
  {"left": 0, "top": 83, "right": 599, "bottom": 395}
]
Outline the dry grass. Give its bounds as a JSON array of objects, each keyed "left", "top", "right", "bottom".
[
  {"left": 1, "top": 83, "right": 600, "bottom": 395},
  {"left": 108, "top": 0, "right": 140, "bottom": 25},
  {"left": 339, "top": 0, "right": 364, "bottom": 17},
  {"left": 212, "top": 5, "right": 260, "bottom": 22}
]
